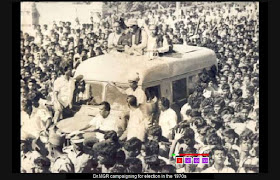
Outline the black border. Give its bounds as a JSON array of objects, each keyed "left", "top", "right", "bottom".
[
  {"left": 12, "top": 0, "right": 21, "bottom": 174},
  {"left": 258, "top": 0, "right": 269, "bottom": 174},
  {"left": 8, "top": 0, "right": 272, "bottom": 179}
]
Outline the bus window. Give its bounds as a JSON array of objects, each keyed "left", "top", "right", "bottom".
[
  {"left": 89, "top": 82, "right": 104, "bottom": 104},
  {"left": 145, "top": 85, "right": 161, "bottom": 101},
  {"left": 105, "top": 84, "right": 128, "bottom": 111},
  {"left": 172, "top": 78, "right": 186, "bottom": 102}
]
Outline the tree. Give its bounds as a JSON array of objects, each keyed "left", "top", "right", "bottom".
[
  {"left": 117, "top": 2, "right": 133, "bottom": 13},
  {"left": 159, "top": 2, "right": 175, "bottom": 8},
  {"left": 150, "top": 2, "right": 158, "bottom": 9},
  {"left": 130, "top": 2, "right": 144, "bottom": 12},
  {"left": 125, "top": 2, "right": 133, "bottom": 12}
]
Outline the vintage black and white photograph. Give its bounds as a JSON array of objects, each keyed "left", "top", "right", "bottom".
[{"left": 20, "top": 1, "right": 259, "bottom": 173}]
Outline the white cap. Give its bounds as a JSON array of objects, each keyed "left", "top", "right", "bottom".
[
  {"left": 128, "top": 72, "right": 140, "bottom": 82},
  {"left": 126, "top": 19, "right": 138, "bottom": 27}
]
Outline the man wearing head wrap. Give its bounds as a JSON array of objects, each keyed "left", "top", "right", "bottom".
[
  {"left": 109, "top": 72, "right": 146, "bottom": 106},
  {"left": 122, "top": 19, "right": 148, "bottom": 56},
  {"left": 62, "top": 131, "right": 93, "bottom": 173},
  {"left": 46, "top": 132, "right": 74, "bottom": 173}
]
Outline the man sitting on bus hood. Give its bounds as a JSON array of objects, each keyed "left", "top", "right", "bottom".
[{"left": 79, "top": 101, "right": 125, "bottom": 141}]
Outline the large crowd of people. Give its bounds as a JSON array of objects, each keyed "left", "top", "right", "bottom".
[{"left": 20, "top": 2, "right": 259, "bottom": 173}]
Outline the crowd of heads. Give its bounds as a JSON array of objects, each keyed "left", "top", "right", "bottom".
[{"left": 21, "top": 2, "right": 259, "bottom": 173}]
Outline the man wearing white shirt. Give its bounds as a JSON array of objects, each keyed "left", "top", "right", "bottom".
[
  {"left": 110, "top": 73, "right": 146, "bottom": 106},
  {"left": 123, "top": 19, "right": 148, "bottom": 56},
  {"left": 158, "top": 97, "right": 177, "bottom": 139},
  {"left": 53, "top": 66, "right": 75, "bottom": 123},
  {"left": 147, "top": 11, "right": 153, "bottom": 20},
  {"left": 227, "top": 115, "right": 248, "bottom": 136},
  {"left": 21, "top": 99, "right": 46, "bottom": 140},
  {"left": 180, "top": 103, "right": 192, "bottom": 122},
  {"left": 29, "top": 24, "right": 37, "bottom": 37},
  {"left": 79, "top": 102, "right": 123, "bottom": 141},
  {"left": 74, "top": 18, "right": 82, "bottom": 30},
  {"left": 41, "top": 24, "right": 49, "bottom": 36},
  {"left": 137, "top": 14, "right": 145, "bottom": 28},
  {"left": 168, "top": 16, "right": 177, "bottom": 30},
  {"left": 120, "top": 95, "right": 149, "bottom": 142},
  {"left": 107, "top": 22, "right": 123, "bottom": 52},
  {"left": 146, "top": 25, "right": 170, "bottom": 58},
  {"left": 202, "top": 146, "right": 235, "bottom": 173},
  {"left": 162, "top": 14, "right": 169, "bottom": 25},
  {"left": 238, "top": 106, "right": 257, "bottom": 133},
  {"left": 149, "top": 14, "right": 157, "bottom": 26}
]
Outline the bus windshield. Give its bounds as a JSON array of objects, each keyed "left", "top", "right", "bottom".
[
  {"left": 90, "top": 82, "right": 104, "bottom": 104},
  {"left": 104, "top": 84, "right": 129, "bottom": 111}
]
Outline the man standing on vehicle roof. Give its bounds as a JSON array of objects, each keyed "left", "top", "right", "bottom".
[
  {"left": 123, "top": 19, "right": 148, "bottom": 56},
  {"left": 109, "top": 73, "right": 146, "bottom": 106},
  {"left": 145, "top": 24, "right": 170, "bottom": 59},
  {"left": 107, "top": 22, "right": 124, "bottom": 53}
]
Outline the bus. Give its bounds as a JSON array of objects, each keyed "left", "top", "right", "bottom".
[{"left": 56, "top": 44, "right": 217, "bottom": 136}]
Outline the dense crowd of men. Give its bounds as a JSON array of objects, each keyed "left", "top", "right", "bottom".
[{"left": 20, "top": 2, "right": 259, "bottom": 173}]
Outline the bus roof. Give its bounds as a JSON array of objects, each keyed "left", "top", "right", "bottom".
[{"left": 74, "top": 45, "right": 217, "bottom": 85}]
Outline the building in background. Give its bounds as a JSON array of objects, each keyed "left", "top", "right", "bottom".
[
  {"left": 21, "top": 2, "right": 40, "bottom": 32},
  {"left": 21, "top": 2, "right": 110, "bottom": 29}
]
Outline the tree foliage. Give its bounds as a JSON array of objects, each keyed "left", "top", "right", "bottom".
[
  {"left": 108, "top": 2, "right": 178, "bottom": 13},
  {"left": 130, "top": 2, "right": 144, "bottom": 12}
]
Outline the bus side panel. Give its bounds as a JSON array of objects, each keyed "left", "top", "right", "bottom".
[{"left": 160, "top": 80, "right": 172, "bottom": 103}]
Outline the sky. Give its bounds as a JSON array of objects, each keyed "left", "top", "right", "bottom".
[{"left": 21, "top": 2, "right": 104, "bottom": 29}]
